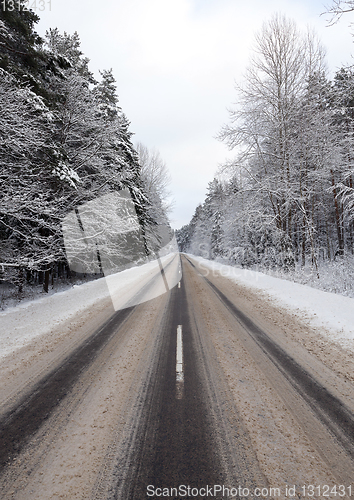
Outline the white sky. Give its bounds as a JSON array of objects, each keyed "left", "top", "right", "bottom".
[{"left": 36, "top": 0, "right": 354, "bottom": 229}]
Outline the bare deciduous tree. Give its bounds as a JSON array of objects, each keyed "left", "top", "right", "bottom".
[
  {"left": 136, "top": 142, "right": 172, "bottom": 217},
  {"left": 324, "top": 0, "right": 354, "bottom": 25},
  {"left": 218, "top": 15, "right": 337, "bottom": 272}
]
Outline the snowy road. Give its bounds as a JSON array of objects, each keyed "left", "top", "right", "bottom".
[{"left": 0, "top": 255, "right": 354, "bottom": 499}]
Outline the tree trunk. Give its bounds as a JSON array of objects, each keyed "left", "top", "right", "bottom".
[
  {"left": 325, "top": 219, "right": 331, "bottom": 260},
  {"left": 330, "top": 169, "right": 344, "bottom": 256},
  {"left": 302, "top": 212, "right": 306, "bottom": 267},
  {"left": 43, "top": 268, "right": 50, "bottom": 293},
  {"left": 17, "top": 267, "right": 24, "bottom": 295}
]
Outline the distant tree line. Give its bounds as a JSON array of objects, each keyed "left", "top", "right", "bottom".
[
  {"left": 177, "top": 15, "right": 354, "bottom": 276},
  {"left": 0, "top": 1, "right": 169, "bottom": 292}
]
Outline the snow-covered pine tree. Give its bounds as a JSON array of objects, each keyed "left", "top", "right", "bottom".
[
  {"left": 0, "top": 15, "right": 160, "bottom": 293},
  {"left": 0, "top": 70, "right": 68, "bottom": 292}
]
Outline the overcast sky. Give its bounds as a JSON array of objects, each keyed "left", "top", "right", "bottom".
[{"left": 36, "top": 0, "right": 354, "bottom": 229}]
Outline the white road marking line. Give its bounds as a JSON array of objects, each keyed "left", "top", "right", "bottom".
[
  {"left": 176, "top": 325, "right": 184, "bottom": 399},
  {"left": 176, "top": 325, "right": 183, "bottom": 381},
  {"left": 178, "top": 281, "right": 181, "bottom": 288}
]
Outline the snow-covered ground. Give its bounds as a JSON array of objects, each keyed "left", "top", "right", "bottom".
[
  {"left": 190, "top": 255, "right": 354, "bottom": 349},
  {"left": 0, "top": 254, "right": 181, "bottom": 360},
  {"left": 0, "top": 276, "right": 111, "bottom": 360},
  {"left": 1, "top": 253, "right": 353, "bottom": 362}
]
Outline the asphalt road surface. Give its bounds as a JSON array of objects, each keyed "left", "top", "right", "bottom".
[{"left": 1, "top": 255, "right": 354, "bottom": 499}]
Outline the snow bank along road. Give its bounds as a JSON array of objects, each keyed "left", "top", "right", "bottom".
[{"left": 1, "top": 255, "right": 354, "bottom": 499}]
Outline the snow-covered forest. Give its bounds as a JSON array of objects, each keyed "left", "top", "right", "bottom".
[
  {"left": 177, "top": 14, "right": 354, "bottom": 297},
  {"left": 0, "top": 1, "right": 170, "bottom": 299}
]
